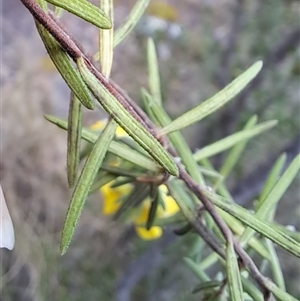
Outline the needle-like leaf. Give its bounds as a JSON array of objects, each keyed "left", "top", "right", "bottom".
[
  {"left": 44, "top": 114, "right": 161, "bottom": 173},
  {"left": 114, "top": 0, "right": 150, "bottom": 47},
  {"left": 240, "top": 154, "right": 300, "bottom": 245},
  {"left": 67, "top": 93, "right": 82, "bottom": 187},
  {"left": 60, "top": 120, "right": 117, "bottom": 254},
  {"left": 226, "top": 238, "right": 244, "bottom": 301},
  {"left": 147, "top": 38, "right": 162, "bottom": 105},
  {"left": 161, "top": 61, "right": 263, "bottom": 134},
  {"left": 77, "top": 57, "right": 178, "bottom": 176},
  {"left": 45, "top": 0, "right": 112, "bottom": 29},
  {"left": 194, "top": 120, "right": 277, "bottom": 162},
  {"left": 35, "top": 22, "right": 95, "bottom": 109}
]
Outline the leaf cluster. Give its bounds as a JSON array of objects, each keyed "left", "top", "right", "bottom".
[{"left": 19, "top": 0, "right": 300, "bottom": 300}]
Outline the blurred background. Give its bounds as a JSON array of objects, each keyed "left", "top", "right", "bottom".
[{"left": 1, "top": 0, "right": 299, "bottom": 300}]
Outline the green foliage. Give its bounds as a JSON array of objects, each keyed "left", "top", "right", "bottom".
[{"left": 17, "top": 0, "right": 300, "bottom": 300}]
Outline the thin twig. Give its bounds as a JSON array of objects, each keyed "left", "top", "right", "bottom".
[
  {"left": 19, "top": 0, "right": 82, "bottom": 59},
  {"left": 177, "top": 164, "right": 270, "bottom": 293}
]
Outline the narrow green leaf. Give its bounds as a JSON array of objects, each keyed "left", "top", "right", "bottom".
[
  {"left": 94, "top": 0, "right": 149, "bottom": 61},
  {"left": 219, "top": 210, "right": 269, "bottom": 259},
  {"left": 167, "top": 182, "right": 195, "bottom": 219},
  {"left": 149, "top": 211, "right": 186, "bottom": 227},
  {"left": 45, "top": 0, "right": 112, "bottom": 29},
  {"left": 271, "top": 224, "right": 300, "bottom": 243},
  {"left": 67, "top": 93, "right": 82, "bottom": 187},
  {"left": 240, "top": 154, "right": 300, "bottom": 245},
  {"left": 192, "top": 281, "right": 221, "bottom": 294},
  {"left": 199, "top": 252, "right": 219, "bottom": 271},
  {"left": 35, "top": 22, "right": 95, "bottom": 109},
  {"left": 142, "top": 89, "right": 204, "bottom": 185},
  {"left": 114, "top": 184, "right": 149, "bottom": 220},
  {"left": 110, "top": 177, "right": 135, "bottom": 189},
  {"left": 77, "top": 57, "right": 178, "bottom": 176},
  {"left": 226, "top": 239, "right": 244, "bottom": 301},
  {"left": 114, "top": 0, "right": 150, "bottom": 47},
  {"left": 218, "top": 115, "right": 258, "bottom": 180},
  {"left": 100, "top": 163, "right": 142, "bottom": 178},
  {"left": 54, "top": 6, "right": 63, "bottom": 17},
  {"left": 203, "top": 190, "right": 300, "bottom": 257},
  {"left": 45, "top": 114, "right": 161, "bottom": 173},
  {"left": 146, "top": 188, "right": 160, "bottom": 230},
  {"left": 198, "top": 166, "right": 223, "bottom": 179},
  {"left": 147, "top": 38, "right": 162, "bottom": 104},
  {"left": 174, "top": 222, "right": 193, "bottom": 235},
  {"left": 194, "top": 120, "right": 277, "bottom": 161},
  {"left": 257, "top": 153, "right": 287, "bottom": 208},
  {"left": 265, "top": 239, "right": 286, "bottom": 290},
  {"left": 90, "top": 173, "right": 116, "bottom": 193},
  {"left": 263, "top": 279, "right": 298, "bottom": 301},
  {"left": 184, "top": 257, "right": 210, "bottom": 282},
  {"left": 99, "top": 0, "right": 114, "bottom": 77},
  {"left": 141, "top": 88, "right": 160, "bottom": 125},
  {"left": 200, "top": 158, "right": 234, "bottom": 201},
  {"left": 60, "top": 120, "right": 117, "bottom": 254},
  {"left": 241, "top": 277, "right": 264, "bottom": 301},
  {"left": 36, "top": 0, "right": 48, "bottom": 10},
  {"left": 161, "top": 61, "right": 263, "bottom": 134}
]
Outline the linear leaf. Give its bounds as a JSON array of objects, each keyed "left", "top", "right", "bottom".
[
  {"left": 184, "top": 257, "right": 210, "bottom": 282},
  {"left": 241, "top": 277, "right": 264, "bottom": 301},
  {"left": 263, "top": 279, "right": 297, "bottom": 301},
  {"left": 161, "top": 61, "right": 263, "bottom": 134},
  {"left": 218, "top": 115, "right": 258, "bottom": 180},
  {"left": 146, "top": 188, "right": 160, "bottom": 229},
  {"left": 44, "top": 114, "right": 161, "bottom": 172},
  {"left": 192, "top": 281, "right": 221, "bottom": 294},
  {"left": 240, "top": 154, "right": 300, "bottom": 245},
  {"left": 67, "top": 93, "right": 82, "bottom": 187},
  {"left": 203, "top": 190, "right": 300, "bottom": 257},
  {"left": 257, "top": 153, "right": 287, "bottom": 208},
  {"left": 77, "top": 57, "right": 178, "bottom": 176},
  {"left": 266, "top": 239, "right": 286, "bottom": 290},
  {"left": 226, "top": 239, "right": 244, "bottom": 301},
  {"left": 60, "top": 120, "right": 117, "bottom": 254},
  {"left": 90, "top": 172, "right": 116, "bottom": 193},
  {"left": 99, "top": 0, "right": 114, "bottom": 77},
  {"left": 114, "top": 0, "right": 150, "bottom": 47},
  {"left": 194, "top": 120, "right": 277, "bottom": 161},
  {"left": 142, "top": 89, "right": 204, "bottom": 185},
  {"left": 45, "top": 0, "right": 112, "bottom": 29},
  {"left": 35, "top": 22, "right": 94, "bottom": 109},
  {"left": 147, "top": 38, "right": 162, "bottom": 104},
  {"left": 219, "top": 211, "right": 269, "bottom": 259}
]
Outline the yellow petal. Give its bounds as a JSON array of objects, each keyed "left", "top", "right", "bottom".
[
  {"left": 159, "top": 185, "right": 180, "bottom": 217},
  {"left": 115, "top": 126, "right": 127, "bottom": 138},
  {"left": 100, "top": 182, "right": 131, "bottom": 215},
  {"left": 132, "top": 199, "right": 151, "bottom": 224},
  {"left": 135, "top": 226, "right": 162, "bottom": 240},
  {"left": 90, "top": 120, "right": 106, "bottom": 131},
  {"left": 162, "top": 194, "right": 179, "bottom": 216},
  {"left": 90, "top": 120, "right": 128, "bottom": 138}
]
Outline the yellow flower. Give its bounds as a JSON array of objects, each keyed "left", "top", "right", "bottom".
[
  {"left": 93, "top": 119, "right": 180, "bottom": 240},
  {"left": 100, "top": 183, "right": 179, "bottom": 240},
  {"left": 90, "top": 119, "right": 127, "bottom": 138},
  {"left": 101, "top": 182, "right": 131, "bottom": 215}
]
